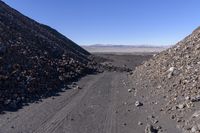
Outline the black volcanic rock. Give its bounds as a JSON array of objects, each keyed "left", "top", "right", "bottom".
[{"left": 0, "top": 1, "right": 97, "bottom": 110}]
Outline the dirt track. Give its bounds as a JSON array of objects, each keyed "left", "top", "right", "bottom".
[{"left": 0, "top": 54, "right": 180, "bottom": 133}]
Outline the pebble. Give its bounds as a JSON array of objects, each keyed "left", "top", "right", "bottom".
[
  {"left": 138, "top": 121, "right": 143, "bottom": 125},
  {"left": 191, "top": 126, "right": 198, "bottom": 132},
  {"left": 171, "top": 114, "right": 176, "bottom": 119},
  {"left": 128, "top": 89, "right": 132, "bottom": 92},
  {"left": 168, "top": 67, "right": 175, "bottom": 72},
  {"left": 177, "top": 103, "right": 186, "bottom": 109},
  {"left": 191, "top": 95, "right": 200, "bottom": 102},
  {"left": 192, "top": 111, "right": 200, "bottom": 118},
  {"left": 135, "top": 101, "right": 143, "bottom": 107},
  {"left": 77, "top": 86, "right": 82, "bottom": 89},
  {"left": 0, "top": 45, "right": 7, "bottom": 55},
  {"left": 145, "top": 124, "right": 158, "bottom": 133},
  {"left": 153, "top": 119, "right": 158, "bottom": 124},
  {"left": 185, "top": 96, "right": 190, "bottom": 100}
]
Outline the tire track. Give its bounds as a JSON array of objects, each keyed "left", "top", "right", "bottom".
[{"left": 33, "top": 73, "right": 105, "bottom": 133}]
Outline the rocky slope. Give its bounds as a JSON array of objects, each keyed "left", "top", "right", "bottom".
[
  {"left": 0, "top": 1, "right": 97, "bottom": 111},
  {"left": 132, "top": 27, "right": 200, "bottom": 132}
]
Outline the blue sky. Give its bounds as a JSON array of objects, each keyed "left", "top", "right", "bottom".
[{"left": 2, "top": 0, "right": 200, "bottom": 46}]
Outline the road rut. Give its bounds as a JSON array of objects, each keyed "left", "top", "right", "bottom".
[{"left": 0, "top": 72, "right": 132, "bottom": 133}]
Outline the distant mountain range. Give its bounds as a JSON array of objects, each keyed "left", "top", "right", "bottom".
[{"left": 82, "top": 44, "right": 171, "bottom": 48}]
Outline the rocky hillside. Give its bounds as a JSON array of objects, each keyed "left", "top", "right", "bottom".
[
  {"left": 0, "top": 1, "right": 97, "bottom": 111},
  {"left": 132, "top": 27, "right": 200, "bottom": 132}
]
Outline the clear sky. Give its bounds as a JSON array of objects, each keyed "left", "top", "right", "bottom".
[{"left": 2, "top": 0, "right": 200, "bottom": 46}]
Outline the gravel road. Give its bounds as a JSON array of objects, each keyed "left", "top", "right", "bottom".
[
  {"left": 0, "top": 54, "right": 179, "bottom": 133},
  {"left": 0, "top": 71, "right": 135, "bottom": 133}
]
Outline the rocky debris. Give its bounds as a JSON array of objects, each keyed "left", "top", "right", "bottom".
[
  {"left": 89, "top": 55, "right": 132, "bottom": 72},
  {"left": 145, "top": 124, "right": 158, "bottom": 133},
  {"left": 131, "top": 26, "right": 200, "bottom": 131},
  {"left": 135, "top": 101, "right": 143, "bottom": 107},
  {"left": 0, "top": 1, "right": 98, "bottom": 111},
  {"left": 99, "top": 62, "right": 131, "bottom": 72}
]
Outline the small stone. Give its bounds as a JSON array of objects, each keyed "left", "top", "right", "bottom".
[
  {"left": 192, "top": 111, "right": 200, "bottom": 118},
  {"left": 9, "top": 101, "right": 17, "bottom": 109},
  {"left": 157, "top": 85, "right": 162, "bottom": 89},
  {"left": 168, "top": 72, "right": 173, "bottom": 79},
  {"left": 77, "top": 86, "right": 82, "bottom": 89},
  {"left": 191, "top": 95, "right": 200, "bottom": 102},
  {"left": 4, "top": 99, "right": 11, "bottom": 105},
  {"left": 177, "top": 103, "right": 185, "bottom": 109},
  {"left": 58, "top": 75, "right": 64, "bottom": 81},
  {"left": 135, "top": 101, "right": 143, "bottom": 107},
  {"left": 177, "top": 119, "right": 182, "bottom": 123},
  {"left": 167, "top": 67, "right": 178, "bottom": 78},
  {"left": 185, "top": 96, "right": 190, "bottom": 100},
  {"left": 73, "top": 86, "right": 81, "bottom": 90},
  {"left": 71, "top": 82, "right": 77, "bottom": 87},
  {"left": 160, "top": 108, "right": 164, "bottom": 112},
  {"left": 171, "top": 114, "right": 176, "bottom": 119},
  {"left": 128, "top": 89, "right": 132, "bottom": 92},
  {"left": 145, "top": 124, "right": 158, "bottom": 133},
  {"left": 0, "top": 45, "right": 7, "bottom": 55},
  {"left": 191, "top": 126, "right": 198, "bottom": 132},
  {"left": 154, "top": 119, "right": 158, "bottom": 124},
  {"left": 168, "top": 67, "right": 175, "bottom": 72},
  {"left": 150, "top": 115, "right": 155, "bottom": 119},
  {"left": 138, "top": 121, "right": 143, "bottom": 125},
  {"left": 157, "top": 126, "right": 162, "bottom": 130}
]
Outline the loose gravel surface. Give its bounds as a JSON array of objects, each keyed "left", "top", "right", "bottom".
[{"left": 0, "top": 53, "right": 171, "bottom": 133}]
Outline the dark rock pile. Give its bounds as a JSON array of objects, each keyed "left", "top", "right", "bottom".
[
  {"left": 100, "top": 62, "right": 131, "bottom": 72},
  {"left": 131, "top": 27, "right": 200, "bottom": 132},
  {"left": 91, "top": 55, "right": 132, "bottom": 72},
  {"left": 0, "top": 1, "right": 97, "bottom": 111}
]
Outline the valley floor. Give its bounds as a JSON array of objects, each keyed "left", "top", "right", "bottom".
[{"left": 0, "top": 53, "right": 180, "bottom": 133}]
